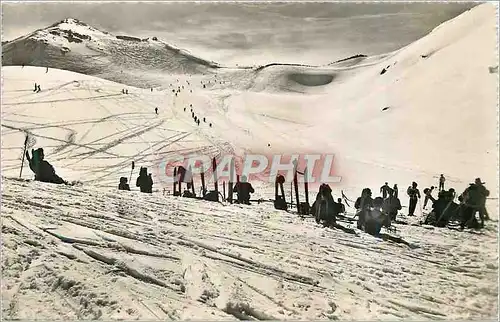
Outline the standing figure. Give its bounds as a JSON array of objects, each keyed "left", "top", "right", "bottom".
[
  {"left": 136, "top": 167, "right": 153, "bottom": 193},
  {"left": 423, "top": 186, "right": 435, "bottom": 208},
  {"left": 380, "top": 182, "right": 393, "bottom": 199},
  {"left": 355, "top": 188, "right": 373, "bottom": 229},
  {"left": 407, "top": 182, "right": 421, "bottom": 216},
  {"left": 439, "top": 174, "right": 445, "bottom": 191},
  {"left": 393, "top": 184, "right": 398, "bottom": 198},
  {"left": 383, "top": 190, "right": 402, "bottom": 224},
  {"left": 155, "top": 107, "right": 158, "bottom": 115}
]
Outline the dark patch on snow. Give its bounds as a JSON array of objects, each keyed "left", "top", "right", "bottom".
[
  {"left": 50, "top": 29, "right": 91, "bottom": 43},
  {"left": 116, "top": 35, "right": 142, "bottom": 42},
  {"left": 288, "top": 72, "right": 334, "bottom": 86},
  {"left": 382, "top": 106, "right": 390, "bottom": 111}
]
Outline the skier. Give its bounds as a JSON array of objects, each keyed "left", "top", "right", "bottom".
[
  {"left": 423, "top": 186, "right": 435, "bottom": 208},
  {"left": 407, "top": 182, "right": 421, "bottom": 216},
  {"left": 136, "top": 167, "right": 153, "bottom": 193},
  {"left": 203, "top": 117, "right": 206, "bottom": 122},
  {"left": 46, "top": 67, "right": 48, "bottom": 73},
  {"left": 34, "top": 83, "right": 38, "bottom": 92},
  {"left": 311, "top": 184, "right": 337, "bottom": 226},
  {"left": 209, "top": 123, "right": 212, "bottom": 127},
  {"left": 380, "top": 182, "right": 392, "bottom": 199},
  {"left": 383, "top": 189, "right": 402, "bottom": 223},
  {"left": 125, "top": 89, "right": 128, "bottom": 94},
  {"left": 363, "top": 197, "right": 387, "bottom": 236},
  {"left": 439, "top": 174, "right": 445, "bottom": 191},
  {"left": 337, "top": 198, "right": 346, "bottom": 214},
  {"left": 184, "top": 107, "right": 186, "bottom": 112},
  {"left": 118, "top": 177, "right": 130, "bottom": 191},
  {"left": 393, "top": 184, "right": 398, "bottom": 198},
  {"left": 355, "top": 188, "right": 373, "bottom": 229},
  {"left": 155, "top": 107, "right": 158, "bottom": 115},
  {"left": 425, "top": 189, "right": 456, "bottom": 227},
  {"left": 458, "top": 178, "right": 490, "bottom": 228},
  {"left": 233, "top": 175, "right": 254, "bottom": 205},
  {"left": 151, "top": 88, "right": 153, "bottom": 92},
  {"left": 25, "top": 148, "right": 66, "bottom": 184}
]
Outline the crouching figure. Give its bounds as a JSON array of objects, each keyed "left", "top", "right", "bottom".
[{"left": 311, "top": 184, "right": 338, "bottom": 227}]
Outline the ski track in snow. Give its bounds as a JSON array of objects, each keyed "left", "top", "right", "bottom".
[{"left": 1, "top": 177, "right": 498, "bottom": 320}]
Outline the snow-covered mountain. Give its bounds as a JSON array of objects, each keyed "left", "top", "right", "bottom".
[
  {"left": 1, "top": 3, "right": 498, "bottom": 320},
  {"left": 2, "top": 18, "right": 221, "bottom": 88}
]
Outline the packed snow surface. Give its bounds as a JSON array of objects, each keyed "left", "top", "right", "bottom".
[
  {"left": 1, "top": 3, "right": 498, "bottom": 320},
  {"left": 2, "top": 178, "right": 498, "bottom": 320}
]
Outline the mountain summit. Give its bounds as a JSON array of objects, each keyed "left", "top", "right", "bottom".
[{"left": 2, "top": 18, "right": 220, "bottom": 88}]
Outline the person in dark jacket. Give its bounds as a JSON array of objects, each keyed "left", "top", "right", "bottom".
[
  {"left": 118, "top": 177, "right": 130, "bottom": 191},
  {"left": 136, "top": 167, "right": 153, "bottom": 193},
  {"left": 426, "top": 189, "right": 457, "bottom": 227},
  {"left": 393, "top": 184, "right": 398, "bottom": 198},
  {"left": 380, "top": 182, "right": 393, "bottom": 199},
  {"left": 355, "top": 188, "right": 373, "bottom": 229},
  {"left": 311, "top": 184, "right": 338, "bottom": 226},
  {"left": 383, "top": 189, "right": 402, "bottom": 224},
  {"left": 458, "top": 178, "right": 489, "bottom": 229},
  {"left": 407, "top": 182, "right": 421, "bottom": 216},
  {"left": 25, "top": 148, "right": 66, "bottom": 184},
  {"left": 439, "top": 174, "right": 445, "bottom": 191},
  {"left": 233, "top": 175, "right": 254, "bottom": 205},
  {"left": 337, "top": 198, "right": 346, "bottom": 214},
  {"left": 364, "top": 197, "right": 386, "bottom": 236},
  {"left": 423, "top": 186, "right": 435, "bottom": 208}
]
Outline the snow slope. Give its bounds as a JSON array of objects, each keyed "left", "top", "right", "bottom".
[
  {"left": 2, "top": 177, "right": 498, "bottom": 320},
  {"left": 1, "top": 3, "right": 498, "bottom": 320}
]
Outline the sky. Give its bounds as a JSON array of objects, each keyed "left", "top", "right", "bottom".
[{"left": 1, "top": 1, "right": 479, "bottom": 65}]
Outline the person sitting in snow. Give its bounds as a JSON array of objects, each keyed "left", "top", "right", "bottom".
[
  {"left": 233, "top": 175, "right": 254, "bottom": 205},
  {"left": 118, "top": 177, "right": 130, "bottom": 191},
  {"left": 363, "top": 197, "right": 387, "bottom": 236},
  {"left": 136, "top": 167, "right": 153, "bottom": 193},
  {"left": 311, "top": 184, "right": 338, "bottom": 226},
  {"left": 25, "top": 148, "right": 66, "bottom": 184},
  {"left": 424, "top": 189, "right": 457, "bottom": 227}
]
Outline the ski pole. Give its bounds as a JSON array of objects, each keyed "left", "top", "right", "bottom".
[
  {"left": 129, "top": 161, "right": 135, "bottom": 184},
  {"left": 19, "top": 134, "right": 28, "bottom": 178}
]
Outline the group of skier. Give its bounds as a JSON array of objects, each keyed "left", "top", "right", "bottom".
[
  {"left": 22, "top": 146, "right": 491, "bottom": 233},
  {"left": 310, "top": 175, "right": 490, "bottom": 237}
]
